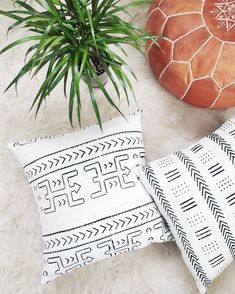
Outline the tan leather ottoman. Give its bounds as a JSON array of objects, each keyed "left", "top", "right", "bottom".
[{"left": 146, "top": 0, "right": 235, "bottom": 108}]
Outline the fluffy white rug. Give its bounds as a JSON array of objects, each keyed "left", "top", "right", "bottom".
[{"left": 1, "top": 1, "right": 235, "bottom": 294}]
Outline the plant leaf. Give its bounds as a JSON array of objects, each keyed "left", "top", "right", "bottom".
[
  {"left": 0, "top": 35, "right": 41, "bottom": 55},
  {"left": 84, "top": 66, "right": 102, "bottom": 130}
]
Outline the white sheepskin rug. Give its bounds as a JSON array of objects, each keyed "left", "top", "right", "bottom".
[{"left": 1, "top": 1, "right": 235, "bottom": 293}]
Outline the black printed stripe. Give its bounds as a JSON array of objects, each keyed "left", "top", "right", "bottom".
[
  {"left": 142, "top": 164, "right": 210, "bottom": 289},
  {"left": 208, "top": 132, "right": 235, "bottom": 166},
  {"left": 229, "top": 129, "right": 235, "bottom": 137},
  {"left": 165, "top": 168, "right": 181, "bottom": 182},
  {"left": 180, "top": 198, "right": 197, "bottom": 212},
  {"left": 195, "top": 227, "right": 212, "bottom": 240},
  {"left": 27, "top": 147, "right": 144, "bottom": 184},
  {"left": 209, "top": 254, "right": 225, "bottom": 268},
  {"left": 191, "top": 144, "right": 203, "bottom": 154},
  {"left": 208, "top": 163, "right": 224, "bottom": 177},
  {"left": 226, "top": 193, "right": 235, "bottom": 206},
  {"left": 43, "top": 216, "right": 160, "bottom": 255},
  {"left": 175, "top": 151, "right": 235, "bottom": 257},
  {"left": 23, "top": 131, "right": 142, "bottom": 169}
]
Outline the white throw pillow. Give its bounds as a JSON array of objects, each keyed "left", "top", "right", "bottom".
[
  {"left": 9, "top": 114, "right": 173, "bottom": 284},
  {"left": 138, "top": 118, "right": 235, "bottom": 294}
]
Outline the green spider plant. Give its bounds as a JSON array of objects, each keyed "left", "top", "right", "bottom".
[{"left": 0, "top": 0, "right": 159, "bottom": 128}]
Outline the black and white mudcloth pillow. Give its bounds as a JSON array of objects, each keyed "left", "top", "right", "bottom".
[
  {"left": 138, "top": 118, "right": 235, "bottom": 293},
  {"left": 9, "top": 114, "right": 173, "bottom": 284}
]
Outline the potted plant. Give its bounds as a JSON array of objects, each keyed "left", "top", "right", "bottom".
[{"left": 0, "top": 0, "right": 159, "bottom": 128}]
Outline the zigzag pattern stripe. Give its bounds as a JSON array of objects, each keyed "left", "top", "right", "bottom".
[
  {"left": 142, "top": 164, "right": 210, "bottom": 288},
  {"left": 24, "top": 131, "right": 142, "bottom": 169},
  {"left": 24, "top": 132, "right": 143, "bottom": 182},
  {"left": 43, "top": 202, "right": 161, "bottom": 253},
  {"left": 208, "top": 132, "right": 235, "bottom": 166},
  {"left": 175, "top": 151, "right": 235, "bottom": 257},
  {"left": 27, "top": 147, "right": 145, "bottom": 185},
  {"left": 44, "top": 217, "right": 162, "bottom": 255}
]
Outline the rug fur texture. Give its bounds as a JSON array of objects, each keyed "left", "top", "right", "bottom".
[{"left": 1, "top": 1, "right": 235, "bottom": 293}]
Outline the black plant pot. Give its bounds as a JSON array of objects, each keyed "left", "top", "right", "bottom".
[{"left": 82, "top": 56, "right": 108, "bottom": 88}]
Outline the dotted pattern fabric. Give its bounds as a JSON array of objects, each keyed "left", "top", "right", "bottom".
[{"left": 139, "top": 118, "right": 235, "bottom": 293}]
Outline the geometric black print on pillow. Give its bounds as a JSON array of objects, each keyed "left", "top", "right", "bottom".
[
  {"left": 139, "top": 117, "right": 235, "bottom": 294},
  {"left": 9, "top": 114, "right": 173, "bottom": 284}
]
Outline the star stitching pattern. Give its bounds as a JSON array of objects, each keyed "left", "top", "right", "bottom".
[{"left": 212, "top": 0, "right": 235, "bottom": 31}]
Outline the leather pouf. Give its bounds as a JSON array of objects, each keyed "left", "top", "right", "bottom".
[{"left": 146, "top": 0, "right": 235, "bottom": 108}]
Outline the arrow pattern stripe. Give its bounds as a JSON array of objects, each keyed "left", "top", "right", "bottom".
[
  {"left": 138, "top": 119, "right": 235, "bottom": 292},
  {"left": 175, "top": 151, "right": 235, "bottom": 257},
  {"left": 24, "top": 131, "right": 144, "bottom": 183},
  {"left": 43, "top": 201, "right": 173, "bottom": 254},
  {"left": 208, "top": 132, "right": 235, "bottom": 166},
  {"left": 11, "top": 114, "right": 174, "bottom": 284},
  {"left": 142, "top": 164, "right": 210, "bottom": 289},
  {"left": 42, "top": 216, "right": 172, "bottom": 282}
]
